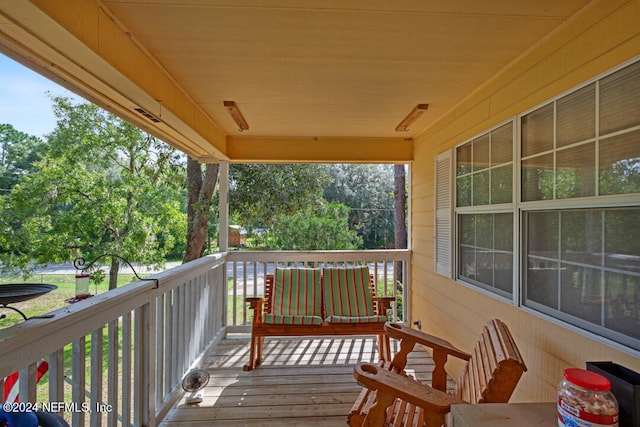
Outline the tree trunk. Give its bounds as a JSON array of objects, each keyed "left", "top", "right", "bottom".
[
  {"left": 183, "top": 157, "right": 219, "bottom": 263},
  {"left": 109, "top": 257, "right": 120, "bottom": 291},
  {"left": 394, "top": 164, "right": 407, "bottom": 284}
]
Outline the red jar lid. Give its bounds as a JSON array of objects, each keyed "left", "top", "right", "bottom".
[{"left": 564, "top": 368, "right": 611, "bottom": 391}]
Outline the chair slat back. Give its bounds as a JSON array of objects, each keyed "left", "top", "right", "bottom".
[{"left": 453, "top": 319, "right": 527, "bottom": 404}]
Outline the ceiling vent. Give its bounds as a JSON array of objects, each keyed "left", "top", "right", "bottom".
[{"left": 134, "top": 107, "right": 161, "bottom": 123}]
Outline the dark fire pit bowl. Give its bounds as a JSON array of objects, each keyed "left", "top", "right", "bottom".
[{"left": 0, "top": 283, "right": 58, "bottom": 321}]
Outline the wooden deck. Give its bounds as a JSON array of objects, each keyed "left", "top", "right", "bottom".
[{"left": 159, "top": 334, "right": 439, "bottom": 426}]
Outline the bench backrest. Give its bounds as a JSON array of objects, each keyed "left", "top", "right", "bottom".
[
  {"left": 323, "top": 266, "right": 378, "bottom": 320},
  {"left": 263, "top": 266, "right": 379, "bottom": 321},
  {"left": 270, "top": 267, "right": 322, "bottom": 317},
  {"left": 453, "top": 319, "right": 527, "bottom": 404}
]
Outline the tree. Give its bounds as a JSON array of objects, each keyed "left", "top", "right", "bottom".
[
  {"left": 0, "top": 97, "right": 185, "bottom": 289},
  {"left": 393, "top": 164, "right": 407, "bottom": 283},
  {"left": 270, "top": 202, "right": 363, "bottom": 250},
  {"left": 229, "top": 164, "right": 331, "bottom": 229},
  {"left": 0, "top": 124, "right": 44, "bottom": 192},
  {"left": 183, "top": 157, "right": 219, "bottom": 262},
  {"left": 393, "top": 164, "right": 407, "bottom": 250},
  {"left": 324, "top": 164, "right": 395, "bottom": 248}
]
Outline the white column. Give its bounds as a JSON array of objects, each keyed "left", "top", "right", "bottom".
[{"left": 218, "top": 161, "right": 229, "bottom": 252}]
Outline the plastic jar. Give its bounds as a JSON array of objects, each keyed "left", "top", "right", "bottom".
[{"left": 558, "top": 368, "right": 619, "bottom": 427}]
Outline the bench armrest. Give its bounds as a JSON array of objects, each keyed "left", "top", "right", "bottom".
[
  {"left": 245, "top": 297, "right": 268, "bottom": 324},
  {"left": 372, "top": 296, "right": 395, "bottom": 316}
]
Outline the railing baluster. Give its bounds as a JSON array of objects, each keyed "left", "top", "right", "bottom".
[
  {"left": 164, "top": 290, "right": 173, "bottom": 399},
  {"left": 90, "top": 327, "right": 103, "bottom": 427},
  {"left": 18, "top": 363, "right": 36, "bottom": 403},
  {"left": 48, "top": 349, "right": 64, "bottom": 409},
  {"left": 122, "top": 313, "right": 132, "bottom": 427},
  {"left": 107, "top": 320, "right": 118, "bottom": 427},
  {"left": 71, "top": 336, "right": 86, "bottom": 427},
  {"left": 155, "top": 294, "right": 164, "bottom": 408}
]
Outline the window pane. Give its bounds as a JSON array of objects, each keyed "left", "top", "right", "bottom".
[
  {"left": 457, "top": 175, "right": 471, "bottom": 207},
  {"left": 472, "top": 170, "right": 489, "bottom": 206},
  {"left": 527, "top": 211, "right": 560, "bottom": 310},
  {"left": 556, "top": 143, "right": 595, "bottom": 199},
  {"left": 557, "top": 83, "right": 595, "bottom": 147},
  {"left": 604, "top": 209, "right": 640, "bottom": 269},
  {"left": 603, "top": 208, "right": 640, "bottom": 341},
  {"left": 561, "top": 266, "right": 602, "bottom": 325},
  {"left": 605, "top": 272, "right": 640, "bottom": 340},
  {"left": 599, "top": 129, "right": 640, "bottom": 196},
  {"left": 561, "top": 210, "right": 602, "bottom": 256},
  {"left": 491, "top": 122, "right": 512, "bottom": 165},
  {"left": 522, "top": 153, "right": 553, "bottom": 201},
  {"left": 491, "top": 164, "right": 512, "bottom": 204},
  {"left": 457, "top": 213, "right": 513, "bottom": 296},
  {"left": 600, "top": 61, "right": 640, "bottom": 135},
  {"left": 526, "top": 208, "right": 640, "bottom": 350},
  {"left": 494, "top": 213, "right": 514, "bottom": 293},
  {"left": 457, "top": 143, "right": 472, "bottom": 176},
  {"left": 472, "top": 134, "right": 490, "bottom": 172},
  {"left": 522, "top": 103, "right": 553, "bottom": 157},
  {"left": 459, "top": 214, "right": 475, "bottom": 246},
  {"left": 459, "top": 215, "right": 476, "bottom": 281}
]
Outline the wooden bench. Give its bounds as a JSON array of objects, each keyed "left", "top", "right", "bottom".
[
  {"left": 243, "top": 266, "right": 394, "bottom": 371},
  {"left": 349, "top": 319, "right": 527, "bottom": 427}
]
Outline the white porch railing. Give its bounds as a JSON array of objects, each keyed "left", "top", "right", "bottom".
[
  {"left": 225, "top": 249, "right": 411, "bottom": 330},
  {"left": 0, "top": 254, "right": 227, "bottom": 427},
  {"left": 0, "top": 249, "right": 410, "bottom": 426}
]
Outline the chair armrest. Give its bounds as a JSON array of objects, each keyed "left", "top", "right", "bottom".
[
  {"left": 353, "top": 362, "right": 464, "bottom": 419},
  {"left": 372, "top": 296, "right": 395, "bottom": 315},
  {"left": 385, "top": 322, "right": 471, "bottom": 391},
  {"left": 385, "top": 322, "right": 471, "bottom": 361},
  {"left": 245, "top": 297, "right": 267, "bottom": 324}
]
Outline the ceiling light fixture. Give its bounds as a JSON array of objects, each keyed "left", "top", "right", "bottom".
[
  {"left": 223, "top": 101, "right": 249, "bottom": 132},
  {"left": 395, "top": 104, "right": 429, "bottom": 132}
]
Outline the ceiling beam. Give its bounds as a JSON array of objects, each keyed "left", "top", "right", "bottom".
[{"left": 226, "top": 137, "right": 413, "bottom": 164}]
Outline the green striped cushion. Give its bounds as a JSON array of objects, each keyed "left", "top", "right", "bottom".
[
  {"left": 325, "top": 314, "right": 387, "bottom": 324},
  {"left": 323, "top": 266, "right": 386, "bottom": 323},
  {"left": 263, "top": 314, "right": 323, "bottom": 325},
  {"left": 264, "top": 267, "right": 323, "bottom": 325}
]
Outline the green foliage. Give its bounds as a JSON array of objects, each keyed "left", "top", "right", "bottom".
[
  {"left": 270, "top": 202, "right": 363, "bottom": 250},
  {"left": 229, "top": 164, "right": 331, "bottom": 228},
  {"left": 0, "top": 123, "right": 45, "bottom": 192},
  {"left": 0, "top": 97, "right": 186, "bottom": 284},
  {"left": 324, "top": 164, "right": 395, "bottom": 248}
]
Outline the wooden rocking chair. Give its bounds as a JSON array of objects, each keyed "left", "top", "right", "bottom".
[{"left": 349, "top": 319, "right": 527, "bottom": 427}]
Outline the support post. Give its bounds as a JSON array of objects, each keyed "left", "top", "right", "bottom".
[{"left": 218, "top": 161, "right": 229, "bottom": 252}]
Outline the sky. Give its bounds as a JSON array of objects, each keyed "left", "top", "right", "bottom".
[{"left": 0, "top": 53, "right": 79, "bottom": 138}]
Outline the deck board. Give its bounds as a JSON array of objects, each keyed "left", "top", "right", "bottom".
[{"left": 159, "top": 334, "right": 438, "bottom": 426}]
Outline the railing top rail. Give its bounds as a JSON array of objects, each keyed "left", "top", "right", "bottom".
[
  {"left": 226, "top": 249, "right": 411, "bottom": 263},
  {"left": 0, "top": 253, "right": 226, "bottom": 378}
]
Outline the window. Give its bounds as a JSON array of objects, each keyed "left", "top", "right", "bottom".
[
  {"left": 455, "top": 122, "right": 514, "bottom": 296},
  {"left": 521, "top": 60, "right": 640, "bottom": 350},
  {"left": 448, "top": 58, "right": 640, "bottom": 351}
]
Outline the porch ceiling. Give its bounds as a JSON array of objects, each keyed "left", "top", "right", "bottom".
[{"left": 0, "top": 0, "right": 592, "bottom": 162}]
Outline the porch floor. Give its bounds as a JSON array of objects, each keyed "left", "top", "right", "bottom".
[{"left": 159, "top": 334, "right": 437, "bottom": 426}]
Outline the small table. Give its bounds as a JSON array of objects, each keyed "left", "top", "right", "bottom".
[{"left": 451, "top": 402, "right": 556, "bottom": 427}]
